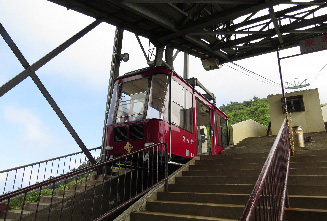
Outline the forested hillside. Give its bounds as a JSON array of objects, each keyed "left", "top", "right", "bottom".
[{"left": 219, "top": 97, "right": 270, "bottom": 127}]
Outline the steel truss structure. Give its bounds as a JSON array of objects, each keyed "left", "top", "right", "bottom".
[
  {"left": 0, "top": 22, "right": 101, "bottom": 165},
  {"left": 2, "top": 0, "right": 327, "bottom": 164},
  {"left": 48, "top": 0, "right": 327, "bottom": 66}
]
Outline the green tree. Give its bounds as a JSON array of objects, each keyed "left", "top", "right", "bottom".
[{"left": 219, "top": 97, "right": 270, "bottom": 127}]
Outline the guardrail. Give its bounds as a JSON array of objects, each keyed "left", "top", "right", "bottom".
[
  {"left": 0, "top": 147, "right": 101, "bottom": 195},
  {"left": 240, "top": 119, "right": 290, "bottom": 221},
  {"left": 0, "top": 143, "right": 168, "bottom": 220}
]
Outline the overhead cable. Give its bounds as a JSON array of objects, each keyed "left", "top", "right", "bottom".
[{"left": 225, "top": 62, "right": 280, "bottom": 87}]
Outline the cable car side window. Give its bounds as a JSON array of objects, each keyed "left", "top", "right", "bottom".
[
  {"left": 171, "top": 78, "right": 193, "bottom": 133},
  {"left": 220, "top": 116, "right": 228, "bottom": 147},
  {"left": 215, "top": 112, "right": 221, "bottom": 146},
  {"left": 147, "top": 74, "right": 169, "bottom": 121},
  {"left": 116, "top": 77, "right": 149, "bottom": 123}
]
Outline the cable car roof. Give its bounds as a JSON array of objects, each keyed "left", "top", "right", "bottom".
[{"left": 48, "top": 0, "right": 327, "bottom": 65}]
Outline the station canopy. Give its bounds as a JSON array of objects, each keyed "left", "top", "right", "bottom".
[{"left": 49, "top": 0, "right": 327, "bottom": 65}]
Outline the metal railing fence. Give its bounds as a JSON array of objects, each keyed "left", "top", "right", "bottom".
[
  {"left": 240, "top": 119, "right": 291, "bottom": 221},
  {"left": 0, "top": 143, "right": 168, "bottom": 220},
  {"left": 1, "top": 147, "right": 101, "bottom": 195}
]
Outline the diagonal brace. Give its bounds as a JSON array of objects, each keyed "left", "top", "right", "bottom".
[
  {"left": 0, "top": 20, "right": 101, "bottom": 97},
  {"left": 0, "top": 22, "right": 100, "bottom": 165}
]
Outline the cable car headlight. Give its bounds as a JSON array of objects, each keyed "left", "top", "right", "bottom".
[{"left": 104, "top": 146, "right": 114, "bottom": 151}]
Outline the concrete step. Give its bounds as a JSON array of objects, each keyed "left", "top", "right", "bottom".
[
  {"left": 2, "top": 209, "right": 32, "bottom": 220},
  {"left": 294, "top": 149, "right": 327, "bottom": 156},
  {"left": 168, "top": 184, "right": 253, "bottom": 194},
  {"left": 290, "top": 155, "right": 327, "bottom": 162},
  {"left": 289, "top": 195, "right": 327, "bottom": 210},
  {"left": 284, "top": 207, "right": 327, "bottom": 221},
  {"left": 39, "top": 195, "right": 62, "bottom": 204},
  {"left": 131, "top": 211, "right": 237, "bottom": 221},
  {"left": 290, "top": 161, "right": 327, "bottom": 168},
  {"left": 157, "top": 192, "right": 249, "bottom": 206},
  {"left": 195, "top": 158, "right": 266, "bottom": 165},
  {"left": 23, "top": 202, "right": 49, "bottom": 211},
  {"left": 146, "top": 200, "right": 244, "bottom": 220},
  {"left": 69, "top": 183, "right": 97, "bottom": 192},
  {"left": 189, "top": 163, "right": 263, "bottom": 170},
  {"left": 200, "top": 153, "right": 268, "bottom": 160},
  {"left": 288, "top": 185, "right": 327, "bottom": 196},
  {"left": 54, "top": 189, "right": 80, "bottom": 197},
  {"left": 288, "top": 175, "right": 327, "bottom": 186},
  {"left": 88, "top": 174, "right": 111, "bottom": 181},
  {"left": 222, "top": 150, "right": 270, "bottom": 155},
  {"left": 80, "top": 179, "right": 103, "bottom": 186},
  {"left": 182, "top": 169, "right": 260, "bottom": 177},
  {"left": 289, "top": 167, "right": 327, "bottom": 175},
  {"left": 175, "top": 176, "right": 257, "bottom": 185}
]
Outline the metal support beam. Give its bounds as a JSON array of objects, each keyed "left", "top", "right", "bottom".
[
  {"left": 156, "top": 0, "right": 289, "bottom": 43},
  {"left": 0, "top": 23, "right": 98, "bottom": 165},
  {"left": 0, "top": 20, "right": 101, "bottom": 97},
  {"left": 277, "top": 48, "right": 287, "bottom": 113},
  {"left": 101, "top": 27, "right": 124, "bottom": 162},
  {"left": 113, "top": 28, "right": 124, "bottom": 79},
  {"left": 135, "top": 34, "right": 150, "bottom": 63},
  {"left": 165, "top": 45, "right": 174, "bottom": 68},
  {"left": 172, "top": 50, "right": 180, "bottom": 61},
  {"left": 267, "top": 0, "right": 284, "bottom": 46},
  {"left": 154, "top": 46, "right": 165, "bottom": 66},
  {"left": 183, "top": 52, "right": 189, "bottom": 79}
]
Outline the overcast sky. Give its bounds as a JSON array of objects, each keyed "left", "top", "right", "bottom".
[{"left": 1, "top": 0, "right": 327, "bottom": 170}]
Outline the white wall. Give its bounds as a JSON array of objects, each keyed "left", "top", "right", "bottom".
[
  {"left": 230, "top": 119, "right": 268, "bottom": 145},
  {"left": 322, "top": 104, "right": 327, "bottom": 122}
]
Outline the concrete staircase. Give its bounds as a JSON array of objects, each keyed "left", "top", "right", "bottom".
[
  {"left": 0, "top": 174, "right": 107, "bottom": 221},
  {"left": 285, "top": 148, "right": 327, "bottom": 220},
  {"left": 0, "top": 169, "right": 129, "bottom": 221},
  {"left": 131, "top": 144, "right": 271, "bottom": 220},
  {"left": 131, "top": 132, "right": 327, "bottom": 220}
]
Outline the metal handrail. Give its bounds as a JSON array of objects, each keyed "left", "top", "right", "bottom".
[
  {"left": 240, "top": 119, "right": 290, "bottom": 221},
  {"left": 0, "top": 142, "right": 168, "bottom": 221},
  {"left": 0, "top": 147, "right": 100, "bottom": 174},
  {"left": 0, "top": 147, "right": 101, "bottom": 195}
]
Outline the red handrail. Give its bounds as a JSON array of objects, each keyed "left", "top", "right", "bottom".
[{"left": 240, "top": 119, "right": 291, "bottom": 221}]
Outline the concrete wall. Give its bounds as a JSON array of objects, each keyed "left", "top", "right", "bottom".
[
  {"left": 230, "top": 119, "right": 268, "bottom": 145},
  {"left": 322, "top": 104, "right": 327, "bottom": 122},
  {"left": 267, "top": 88, "right": 325, "bottom": 135}
]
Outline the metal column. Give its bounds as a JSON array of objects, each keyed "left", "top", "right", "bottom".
[
  {"left": 277, "top": 48, "right": 287, "bottom": 113},
  {"left": 183, "top": 52, "right": 189, "bottom": 79},
  {"left": 101, "top": 27, "right": 124, "bottom": 161}
]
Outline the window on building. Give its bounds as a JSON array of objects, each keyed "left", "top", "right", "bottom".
[{"left": 282, "top": 95, "right": 305, "bottom": 113}]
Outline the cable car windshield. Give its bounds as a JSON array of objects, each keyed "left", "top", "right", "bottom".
[{"left": 108, "top": 74, "right": 170, "bottom": 125}]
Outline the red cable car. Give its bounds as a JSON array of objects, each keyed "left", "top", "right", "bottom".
[{"left": 105, "top": 67, "right": 228, "bottom": 163}]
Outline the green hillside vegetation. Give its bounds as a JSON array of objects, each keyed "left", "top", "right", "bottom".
[{"left": 219, "top": 96, "right": 270, "bottom": 127}]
